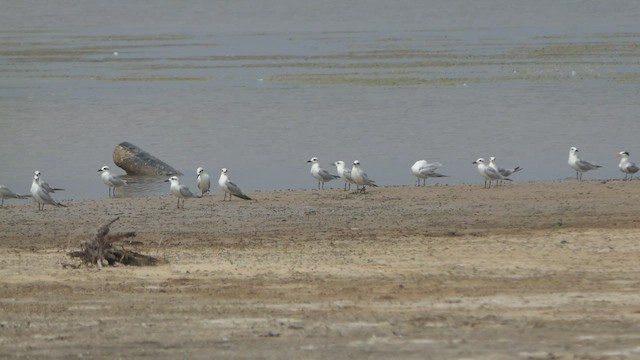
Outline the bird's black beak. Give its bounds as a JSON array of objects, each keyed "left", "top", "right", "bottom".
[
  {"left": 97, "top": 169, "right": 102, "bottom": 172},
  {"left": 164, "top": 179, "right": 170, "bottom": 182}
]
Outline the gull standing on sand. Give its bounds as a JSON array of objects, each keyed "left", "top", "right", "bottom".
[
  {"left": 489, "top": 157, "right": 522, "bottom": 186},
  {"left": 351, "top": 160, "right": 378, "bottom": 193},
  {"left": 568, "top": 147, "right": 601, "bottom": 181},
  {"left": 218, "top": 168, "right": 252, "bottom": 201},
  {"left": 473, "top": 158, "right": 511, "bottom": 188},
  {"left": 333, "top": 160, "right": 357, "bottom": 190},
  {"left": 31, "top": 174, "right": 65, "bottom": 210},
  {"left": 617, "top": 151, "right": 639, "bottom": 180},
  {"left": 307, "top": 157, "right": 339, "bottom": 190},
  {"left": 196, "top": 167, "right": 211, "bottom": 196},
  {"left": 411, "top": 160, "right": 448, "bottom": 186},
  {"left": 0, "top": 185, "right": 31, "bottom": 207},
  {"left": 165, "top": 176, "right": 198, "bottom": 208},
  {"left": 34, "top": 171, "right": 64, "bottom": 193},
  {"left": 98, "top": 166, "right": 128, "bottom": 198}
]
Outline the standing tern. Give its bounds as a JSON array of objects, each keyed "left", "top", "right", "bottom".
[
  {"left": 34, "top": 170, "right": 64, "bottom": 193},
  {"left": 489, "top": 157, "right": 522, "bottom": 185},
  {"left": 473, "top": 158, "right": 511, "bottom": 188},
  {"left": 31, "top": 174, "right": 65, "bottom": 210},
  {"left": 196, "top": 167, "right": 211, "bottom": 196},
  {"left": 351, "top": 160, "right": 378, "bottom": 193},
  {"left": 307, "top": 157, "right": 339, "bottom": 190},
  {"left": 411, "top": 160, "right": 448, "bottom": 186},
  {"left": 165, "top": 176, "right": 199, "bottom": 208},
  {"left": 0, "top": 186, "right": 31, "bottom": 207},
  {"left": 218, "top": 168, "right": 252, "bottom": 201},
  {"left": 98, "top": 166, "right": 128, "bottom": 198},
  {"left": 617, "top": 151, "right": 639, "bottom": 180},
  {"left": 333, "top": 160, "right": 357, "bottom": 190},
  {"left": 568, "top": 147, "right": 601, "bottom": 181}
]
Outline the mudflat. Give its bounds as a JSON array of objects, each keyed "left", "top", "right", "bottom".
[{"left": 1, "top": 180, "right": 639, "bottom": 359}]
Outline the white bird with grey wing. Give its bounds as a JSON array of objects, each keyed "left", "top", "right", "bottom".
[
  {"left": 411, "top": 160, "right": 448, "bottom": 186},
  {"left": 617, "top": 151, "right": 639, "bottom": 180},
  {"left": 488, "top": 157, "right": 521, "bottom": 185},
  {"left": 0, "top": 185, "right": 31, "bottom": 207},
  {"left": 98, "top": 166, "right": 128, "bottom": 198},
  {"left": 218, "top": 168, "right": 252, "bottom": 201},
  {"left": 351, "top": 160, "right": 378, "bottom": 193},
  {"left": 31, "top": 174, "right": 66, "bottom": 210},
  {"left": 196, "top": 167, "right": 211, "bottom": 196},
  {"left": 165, "top": 176, "right": 199, "bottom": 208},
  {"left": 568, "top": 147, "right": 601, "bottom": 181},
  {"left": 333, "top": 160, "right": 357, "bottom": 190},
  {"left": 472, "top": 158, "right": 511, "bottom": 188},
  {"left": 307, "top": 157, "right": 339, "bottom": 190},
  {"left": 34, "top": 170, "right": 64, "bottom": 193}
]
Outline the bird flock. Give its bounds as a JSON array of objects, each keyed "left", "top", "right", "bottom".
[{"left": 1, "top": 147, "right": 638, "bottom": 209}]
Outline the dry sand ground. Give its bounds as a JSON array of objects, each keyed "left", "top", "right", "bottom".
[{"left": 1, "top": 180, "right": 640, "bottom": 359}]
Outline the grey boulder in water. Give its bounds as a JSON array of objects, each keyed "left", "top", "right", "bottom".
[{"left": 112, "top": 141, "right": 182, "bottom": 176}]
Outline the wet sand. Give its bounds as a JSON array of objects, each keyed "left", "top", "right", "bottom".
[{"left": 1, "top": 180, "right": 640, "bottom": 359}]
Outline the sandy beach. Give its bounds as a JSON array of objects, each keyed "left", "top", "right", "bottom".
[{"left": 1, "top": 180, "right": 640, "bottom": 359}]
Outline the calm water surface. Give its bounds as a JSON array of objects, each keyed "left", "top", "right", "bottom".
[{"left": 2, "top": 0, "right": 640, "bottom": 200}]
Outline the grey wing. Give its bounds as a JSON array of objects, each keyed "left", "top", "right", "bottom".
[
  {"left": 0, "top": 187, "right": 28, "bottom": 199},
  {"left": 484, "top": 166, "right": 504, "bottom": 180},
  {"left": 318, "top": 169, "right": 339, "bottom": 181},
  {"left": 343, "top": 169, "right": 355, "bottom": 182},
  {"left": 41, "top": 181, "right": 64, "bottom": 192},
  {"left": 498, "top": 167, "right": 512, "bottom": 177},
  {"left": 179, "top": 185, "right": 195, "bottom": 198},
  {"left": 627, "top": 163, "right": 640, "bottom": 174},
  {"left": 575, "top": 159, "right": 601, "bottom": 171},
  {"left": 109, "top": 175, "right": 127, "bottom": 187},
  {"left": 419, "top": 162, "right": 441, "bottom": 173},
  {"left": 41, "top": 182, "right": 54, "bottom": 193},
  {"left": 360, "top": 171, "right": 376, "bottom": 185},
  {"left": 0, "top": 187, "right": 14, "bottom": 199},
  {"left": 419, "top": 167, "right": 445, "bottom": 177},
  {"left": 226, "top": 180, "right": 246, "bottom": 196},
  {"left": 499, "top": 166, "right": 522, "bottom": 177},
  {"left": 38, "top": 187, "right": 60, "bottom": 206},
  {"left": 422, "top": 170, "right": 448, "bottom": 178}
]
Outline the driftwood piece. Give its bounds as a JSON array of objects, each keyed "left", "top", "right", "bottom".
[{"left": 68, "top": 217, "right": 158, "bottom": 268}]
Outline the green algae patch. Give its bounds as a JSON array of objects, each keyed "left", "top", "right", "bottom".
[
  {"left": 21, "top": 74, "right": 210, "bottom": 82},
  {"left": 267, "top": 73, "right": 523, "bottom": 86},
  {"left": 0, "top": 34, "right": 197, "bottom": 64},
  {"left": 4, "top": 30, "right": 640, "bottom": 87},
  {"left": 607, "top": 72, "right": 640, "bottom": 83},
  {"left": 66, "top": 35, "right": 192, "bottom": 42},
  {"left": 108, "top": 76, "right": 209, "bottom": 82},
  {"left": 524, "top": 42, "right": 640, "bottom": 57},
  {"left": 240, "top": 40, "right": 640, "bottom": 86}
]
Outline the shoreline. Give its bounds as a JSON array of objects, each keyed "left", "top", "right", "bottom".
[
  {"left": 1, "top": 180, "right": 640, "bottom": 358},
  {"left": 2, "top": 179, "right": 638, "bottom": 247}
]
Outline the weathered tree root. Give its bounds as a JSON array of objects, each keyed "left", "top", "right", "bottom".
[{"left": 68, "top": 217, "right": 158, "bottom": 268}]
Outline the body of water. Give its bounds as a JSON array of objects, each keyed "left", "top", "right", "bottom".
[{"left": 2, "top": 0, "right": 640, "bottom": 200}]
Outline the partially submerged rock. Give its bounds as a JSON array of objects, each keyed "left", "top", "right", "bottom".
[{"left": 113, "top": 141, "right": 182, "bottom": 176}]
